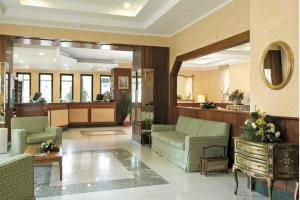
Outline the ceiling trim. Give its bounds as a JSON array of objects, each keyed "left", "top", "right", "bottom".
[{"left": 0, "top": 0, "right": 234, "bottom": 38}]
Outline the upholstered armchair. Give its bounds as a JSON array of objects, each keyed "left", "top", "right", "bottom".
[
  {"left": 0, "top": 154, "right": 35, "bottom": 200},
  {"left": 11, "top": 116, "right": 62, "bottom": 155}
]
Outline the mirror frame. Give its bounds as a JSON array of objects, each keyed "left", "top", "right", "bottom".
[{"left": 260, "top": 41, "right": 294, "bottom": 90}]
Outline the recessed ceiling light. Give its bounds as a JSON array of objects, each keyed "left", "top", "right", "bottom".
[
  {"left": 89, "top": 65, "right": 93, "bottom": 68},
  {"left": 123, "top": 2, "right": 131, "bottom": 8},
  {"left": 63, "top": 64, "right": 68, "bottom": 67},
  {"left": 25, "top": 65, "right": 29, "bottom": 68},
  {"left": 100, "top": 44, "right": 111, "bottom": 50},
  {"left": 53, "top": 58, "right": 57, "bottom": 62},
  {"left": 14, "top": 54, "right": 18, "bottom": 58},
  {"left": 38, "top": 52, "right": 45, "bottom": 56},
  {"left": 19, "top": 60, "right": 24, "bottom": 64},
  {"left": 65, "top": 67, "right": 69, "bottom": 71}
]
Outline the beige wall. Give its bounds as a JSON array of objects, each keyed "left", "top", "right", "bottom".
[
  {"left": 14, "top": 69, "right": 111, "bottom": 102},
  {"left": 170, "top": 0, "right": 250, "bottom": 71},
  {"left": 250, "top": 0, "right": 298, "bottom": 117},
  {"left": 179, "top": 61, "right": 250, "bottom": 103},
  {"left": 0, "top": 24, "right": 170, "bottom": 47},
  {"left": 229, "top": 62, "right": 250, "bottom": 95}
]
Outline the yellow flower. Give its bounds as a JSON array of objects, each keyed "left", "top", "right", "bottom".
[{"left": 256, "top": 118, "right": 266, "bottom": 126}]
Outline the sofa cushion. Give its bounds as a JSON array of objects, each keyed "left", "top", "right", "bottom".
[
  {"left": 183, "top": 118, "right": 204, "bottom": 136},
  {"left": 154, "top": 131, "right": 186, "bottom": 150},
  {"left": 12, "top": 116, "right": 48, "bottom": 134},
  {"left": 27, "top": 132, "right": 56, "bottom": 144},
  {"left": 175, "top": 116, "right": 190, "bottom": 133},
  {"left": 197, "top": 120, "right": 229, "bottom": 137}
]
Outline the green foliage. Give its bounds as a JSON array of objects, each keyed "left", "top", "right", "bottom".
[
  {"left": 120, "top": 93, "right": 132, "bottom": 121},
  {"left": 81, "top": 89, "right": 89, "bottom": 102},
  {"left": 201, "top": 101, "right": 216, "bottom": 109},
  {"left": 229, "top": 89, "right": 244, "bottom": 102}
]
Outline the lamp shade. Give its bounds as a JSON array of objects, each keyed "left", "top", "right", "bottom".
[{"left": 197, "top": 95, "right": 206, "bottom": 103}]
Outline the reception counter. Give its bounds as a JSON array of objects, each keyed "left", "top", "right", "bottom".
[{"left": 16, "top": 102, "right": 116, "bottom": 128}]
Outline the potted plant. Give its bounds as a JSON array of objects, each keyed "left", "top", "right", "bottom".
[
  {"left": 201, "top": 101, "right": 216, "bottom": 109},
  {"left": 229, "top": 89, "right": 244, "bottom": 105},
  {"left": 242, "top": 111, "right": 281, "bottom": 143},
  {"left": 103, "top": 91, "right": 112, "bottom": 102},
  {"left": 120, "top": 93, "right": 132, "bottom": 126}
]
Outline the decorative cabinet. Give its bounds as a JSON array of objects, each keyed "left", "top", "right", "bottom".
[{"left": 233, "top": 137, "right": 299, "bottom": 200}]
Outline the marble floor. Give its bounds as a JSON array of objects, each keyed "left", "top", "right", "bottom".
[{"left": 2, "top": 127, "right": 268, "bottom": 200}]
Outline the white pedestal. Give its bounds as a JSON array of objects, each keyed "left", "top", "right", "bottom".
[{"left": 0, "top": 128, "right": 8, "bottom": 154}]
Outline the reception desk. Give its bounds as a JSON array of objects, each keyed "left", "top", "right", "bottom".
[{"left": 16, "top": 102, "right": 116, "bottom": 128}]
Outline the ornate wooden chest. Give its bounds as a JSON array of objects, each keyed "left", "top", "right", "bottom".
[{"left": 233, "top": 137, "right": 299, "bottom": 200}]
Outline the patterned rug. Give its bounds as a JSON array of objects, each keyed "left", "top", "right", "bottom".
[
  {"left": 34, "top": 149, "right": 168, "bottom": 198},
  {"left": 80, "top": 129, "right": 128, "bottom": 136}
]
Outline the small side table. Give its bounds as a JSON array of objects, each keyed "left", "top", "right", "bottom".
[
  {"left": 141, "top": 129, "right": 151, "bottom": 147},
  {"left": 0, "top": 128, "right": 8, "bottom": 154},
  {"left": 200, "top": 145, "right": 228, "bottom": 176}
]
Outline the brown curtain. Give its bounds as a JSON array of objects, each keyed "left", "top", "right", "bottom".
[{"left": 264, "top": 50, "right": 282, "bottom": 85}]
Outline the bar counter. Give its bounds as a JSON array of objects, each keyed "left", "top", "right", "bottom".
[{"left": 16, "top": 102, "right": 116, "bottom": 128}]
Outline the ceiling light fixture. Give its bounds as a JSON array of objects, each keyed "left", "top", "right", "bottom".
[
  {"left": 89, "top": 65, "right": 93, "bottom": 68},
  {"left": 25, "top": 65, "right": 29, "bottom": 68},
  {"left": 123, "top": 2, "right": 131, "bottom": 8},
  {"left": 19, "top": 60, "right": 24, "bottom": 64},
  {"left": 38, "top": 52, "right": 45, "bottom": 56},
  {"left": 65, "top": 67, "right": 69, "bottom": 71},
  {"left": 63, "top": 64, "right": 68, "bottom": 67},
  {"left": 53, "top": 58, "right": 57, "bottom": 62},
  {"left": 14, "top": 54, "right": 18, "bottom": 58}
]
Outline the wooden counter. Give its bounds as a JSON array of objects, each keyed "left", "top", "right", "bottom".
[{"left": 17, "top": 102, "right": 117, "bottom": 128}]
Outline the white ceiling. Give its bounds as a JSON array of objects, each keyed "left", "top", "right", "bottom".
[
  {"left": 0, "top": 0, "right": 231, "bottom": 36},
  {"left": 13, "top": 46, "right": 133, "bottom": 72},
  {"left": 182, "top": 43, "right": 250, "bottom": 70}
]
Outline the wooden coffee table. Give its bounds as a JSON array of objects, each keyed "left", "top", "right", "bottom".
[{"left": 24, "top": 145, "right": 63, "bottom": 180}]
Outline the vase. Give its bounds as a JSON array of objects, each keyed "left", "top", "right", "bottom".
[{"left": 233, "top": 99, "right": 241, "bottom": 105}]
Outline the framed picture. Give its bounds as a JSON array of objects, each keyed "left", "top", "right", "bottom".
[{"left": 118, "top": 76, "right": 129, "bottom": 89}]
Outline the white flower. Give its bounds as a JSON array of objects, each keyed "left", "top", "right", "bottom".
[
  {"left": 275, "top": 131, "right": 281, "bottom": 138},
  {"left": 251, "top": 123, "right": 257, "bottom": 129},
  {"left": 244, "top": 120, "right": 249, "bottom": 125},
  {"left": 267, "top": 123, "right": 275, "bottom": 128}
]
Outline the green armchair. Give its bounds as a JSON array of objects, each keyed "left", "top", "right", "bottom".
[
  {"left": 0, "top": 154, "right": 35, "bottom": 200},
  {"left": 11, "top": 116, "right": 62, "bottom": 155}
]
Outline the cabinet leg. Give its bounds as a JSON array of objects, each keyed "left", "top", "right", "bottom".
[
  {"left": 266, "top": 178, "right": 273, "bottom": 200},
  {"left": 294, "top": 181, "right": 299, "bottom": 200},
  {"left": 233, "top": 168, "right": 239, "bottom": 195}
]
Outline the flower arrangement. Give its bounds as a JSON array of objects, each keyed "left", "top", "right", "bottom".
[
  {"left": 229, "top": 89, "right": 244, "bottom": 104},
  {"left": 39, "top": 140, "right": 59, "bottom": 153},
  {"left": 242, "top": 111, "right": 281, "bottom": 143},
  {"left": 103, "top": 91, "right": 112, "bottom": 102},
  {"left": 201, "top": 101, "right": 216, "bottom": 109}
]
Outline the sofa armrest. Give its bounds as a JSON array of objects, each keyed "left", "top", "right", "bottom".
[
  {"left": 151, "top": 124, "right": 176, "bottom": 132},
  {"left": 45, "top": 126, "right": 62, "bottom": 144},
  {"left": 11, "top": 129, "right": 27, "bottom": 155},
  {"left": 0, "top": 154, "right": 35, "bottom": 200}
]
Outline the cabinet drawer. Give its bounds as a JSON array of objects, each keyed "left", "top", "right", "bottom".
[
  {"left": 235, "top": 153, "right": 268, "bottom": 175},
  {"left": 236, "top": 140, "right": 268, "bottom": 160}
]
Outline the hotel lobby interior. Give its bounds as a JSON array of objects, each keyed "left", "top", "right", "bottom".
[{"left": 0, "top": 0, "right": 298, "bottom": 200}]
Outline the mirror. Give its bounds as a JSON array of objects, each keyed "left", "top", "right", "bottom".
[{"left": 261, "top": 41, "right": 294, "bottom": 90}]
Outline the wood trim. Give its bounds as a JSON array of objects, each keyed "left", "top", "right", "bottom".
[
  {"left": 16, "top": 72, "right": 32, "bottom": 98},
  {"left": 60, "top": 74, "right": 74, "bottom": 101},
  {"left": 39, "top": 73, "right": 53, "bottom": 102},
  {"left": 169, "top": 31, "right": 250, "bottom": 123},
  {"left": 100, "top": 75, "right": 111, "bottom": 94},
  {"left": 80, "top": 74, "right": 93, "bottom": 102}
]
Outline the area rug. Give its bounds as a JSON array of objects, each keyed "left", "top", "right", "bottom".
[
  {"left": 80, "top": 129, "right": 128, "bottom": 136},
  {"left": 34, "top": 148, "right": 168, "bottom": 198}
]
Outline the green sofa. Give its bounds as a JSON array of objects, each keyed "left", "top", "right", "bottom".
[
  {"left": 0, "top": 154, "right": 35, "bottom": 200},
  {"left": 151, "top": 116, "right": 230, "bottom": 172},
  {"left": 11, "top": 116, "right": 62, "bottom": 155}
]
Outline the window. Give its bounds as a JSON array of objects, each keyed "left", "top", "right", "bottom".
[
  {"left": 39, "top": 73, "right": 53, "bottom": 103},
  {"left": 100, "top": 75, "right": 111, "bottom": 94},
  {"left": 177, "top": 75, "right": 193, "bottom": 100},
  {"left": 17, "top": 72, "right": 31, "bottom": 103},
  {"left": 60, "top": 74, "right": 73, "bottom": 102},
  {"left": 81, "top": 74, "right": 93, "bottom": 102}
]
